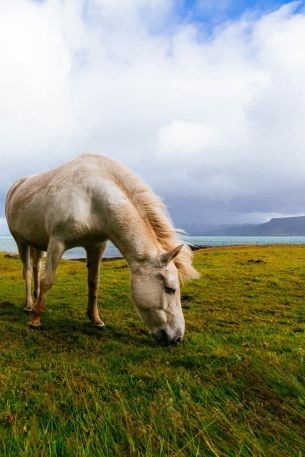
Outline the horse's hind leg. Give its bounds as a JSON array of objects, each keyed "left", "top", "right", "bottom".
[
  {"left": 28, "top": 238, "right": 65, "bottom": 329},
  {"left": 86, "top": 242, "right": 107, "bottom": 329},
  {"left": 31, "top": 248, "right": 44, "bottom": 302},
  {"left": 15, "top": 239, "right": 33, "bottom": 312}
]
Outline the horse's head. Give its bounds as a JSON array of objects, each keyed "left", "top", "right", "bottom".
[{"left": 131, "top": 245, "right": 185, "bottom": 345}]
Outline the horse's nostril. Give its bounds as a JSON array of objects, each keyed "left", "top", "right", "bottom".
[
  {"left": 175, "top": 336, "right": 183, "bottom": 344},
  {"left": 153, "top": 329, "right": 170, "bottom": 345},
  {"left": 159, "top": 329, "right": 170, "bottom": 344}
]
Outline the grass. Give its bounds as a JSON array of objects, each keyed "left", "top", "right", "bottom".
[{"left": 0, "top": 244, "right": 305, "bottom": 456}]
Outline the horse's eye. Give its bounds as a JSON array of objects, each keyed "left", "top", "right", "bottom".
[{"left": 164, "top": 286, "right": 176, "bottom": 294}]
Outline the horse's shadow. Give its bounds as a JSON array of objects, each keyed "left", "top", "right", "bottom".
[
  {"left": 0, "top": 300, "right": 156, "bottom": 349},
  {"left": 0, "top": 301, "right": 24, "bottom": 320},
  {"left": 81, "top": 323, "right": 154, "bottom": 347}
]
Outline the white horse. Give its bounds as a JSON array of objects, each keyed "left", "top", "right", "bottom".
[{"left": 5, "top": 154, "right": 199, "bottom": 344}]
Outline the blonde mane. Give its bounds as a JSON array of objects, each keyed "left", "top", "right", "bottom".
[{"left": 108, "top": 159, "right": 200, "bottom": 284}]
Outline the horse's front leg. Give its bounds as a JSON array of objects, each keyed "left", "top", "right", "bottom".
[
  {"left": 31, "top": 248, "right": 44, "bottom": 302},
  {"left": 86, "top": 243, "right": 107, "bottom": 329},
  {"left": 28, "top": 238, "right": 65, "bottom": 329}
]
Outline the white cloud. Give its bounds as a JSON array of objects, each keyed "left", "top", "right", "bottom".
[
  {"left": 157, "top": 121, "right": 217, "bottom": 158},
  {"left": 1, "top": 0, "right": 305, "bottom": 231}
]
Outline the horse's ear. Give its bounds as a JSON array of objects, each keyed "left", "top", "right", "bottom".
[{"left": 160, "top": 244, "right": 184, "bottom": 266}]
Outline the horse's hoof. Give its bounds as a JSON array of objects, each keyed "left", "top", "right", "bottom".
[
  {"left": 95, "top": 324, "right": 107, "bottom": 331},
  {"left": 23, "top": 307, "right": 33, "bottom": 314},
  {"left": 27, "top": 321, "right": 42, "bottom": 330}
]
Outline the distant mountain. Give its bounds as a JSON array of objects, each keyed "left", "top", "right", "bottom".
[{"left": 202, "top": 216, "right": 305, "bottom": 236}]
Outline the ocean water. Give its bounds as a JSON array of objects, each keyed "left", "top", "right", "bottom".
[{"left": 1, "top": 235, "right": 305, "bottom": 259}]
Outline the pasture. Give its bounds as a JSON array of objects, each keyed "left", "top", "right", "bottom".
[{"left": 0, "top": 245, "right": 304, "bottom": 456}]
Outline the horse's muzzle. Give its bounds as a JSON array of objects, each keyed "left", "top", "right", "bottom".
[{"left": 152, "top": 329, "right": 183, "bottom": 345}]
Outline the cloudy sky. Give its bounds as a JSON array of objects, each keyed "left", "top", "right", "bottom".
[{"left": 1, "top": 0, "right": 305, "bottom": 234}]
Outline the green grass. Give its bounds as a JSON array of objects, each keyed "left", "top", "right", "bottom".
[{"left": 0, "top": 245, "right": 305, "bottom": 456}]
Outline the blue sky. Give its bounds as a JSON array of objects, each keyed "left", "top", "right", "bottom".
[
  {"left": 179, "top": 0, "right": 298, "bottom": 23},
  {"left": 1, "top": 0, "right": 305, "bottom": 233},
  {"left": 174, "top": 0, "right": 304, "bottom": 41}
]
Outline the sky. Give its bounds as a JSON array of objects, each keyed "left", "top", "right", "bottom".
[{"left": 1, "top": 0, "right": 305, "bottom": 234}]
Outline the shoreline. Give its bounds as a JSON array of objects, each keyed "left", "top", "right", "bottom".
[{"left": 3, "top": 243, "right": 305, "bottom": 263}]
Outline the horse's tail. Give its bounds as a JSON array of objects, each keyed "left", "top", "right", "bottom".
[{"left": 5, "top": 177, "right": 28, "bottom": 223}]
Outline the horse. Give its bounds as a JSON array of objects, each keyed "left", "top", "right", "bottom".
[{"left": 5, "top": 154, "right": 199, "bottom": 344}]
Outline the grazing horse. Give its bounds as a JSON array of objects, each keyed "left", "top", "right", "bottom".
[{"left": 5, "top": 154, "right": 199, "bottom": 344}]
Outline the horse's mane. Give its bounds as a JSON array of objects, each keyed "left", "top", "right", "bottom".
[{"left": 107, "top": 158, "right": 200, "bottom": 284}]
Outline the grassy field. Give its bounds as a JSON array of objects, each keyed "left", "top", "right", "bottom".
[{"left": 0, "top": 245, "right": 305, "bottom": 457}]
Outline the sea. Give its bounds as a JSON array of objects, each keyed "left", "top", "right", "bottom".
[{"left": 1, "top": 235, "right": 305, "bottom": 259}]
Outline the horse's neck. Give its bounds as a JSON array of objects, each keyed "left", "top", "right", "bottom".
[{"left": 105, "top": 201, "right": 160, "bottom": 266}]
